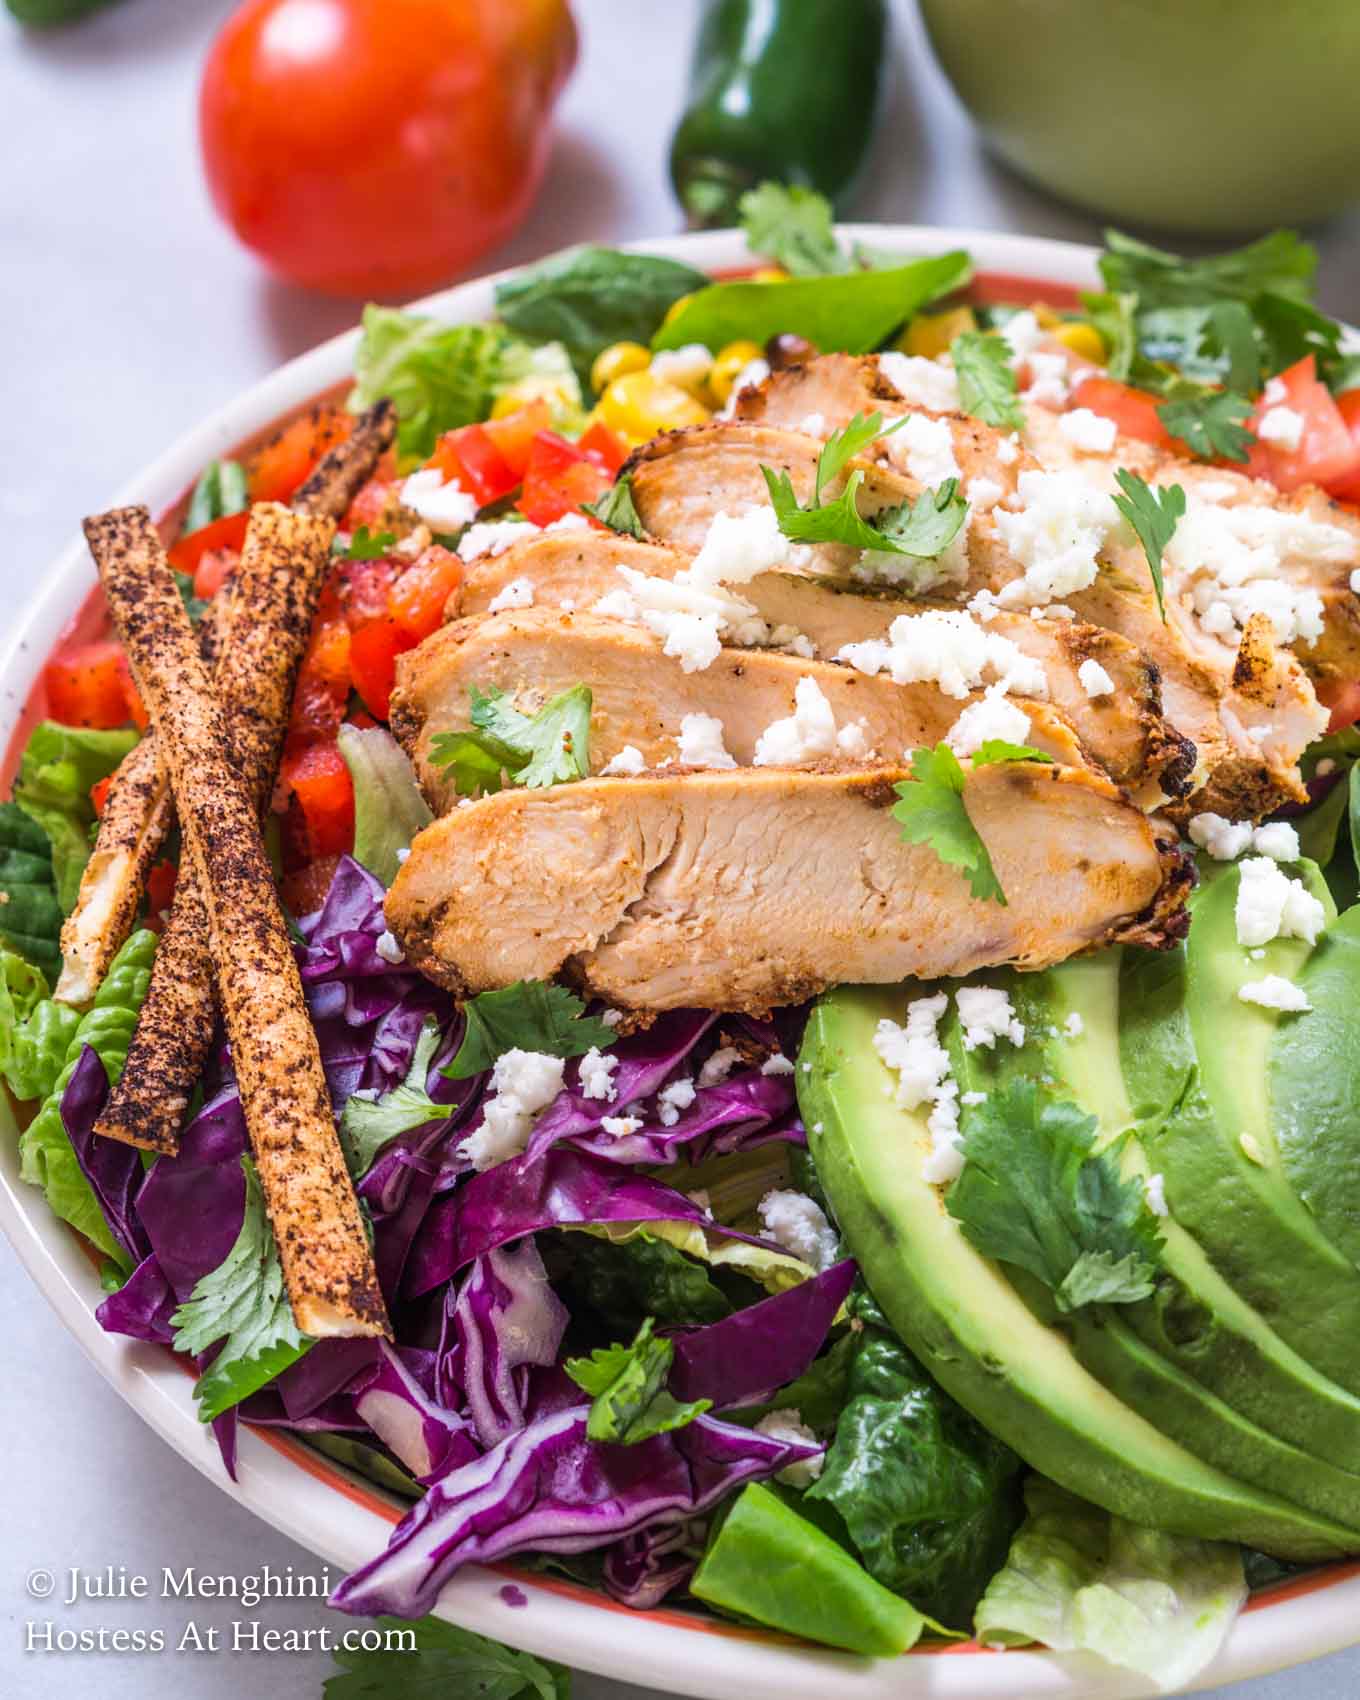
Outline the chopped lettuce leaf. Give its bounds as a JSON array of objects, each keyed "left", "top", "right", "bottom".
[
  {"left": 324, "top": 1613, "right": 570, "bottom": 1700},
  {"left": 552, "top": 1228, "right": 736, "bottom": 1331},
  {"left": 13, "top": 722, "right": 139, "bottom": 912},
  {"left": 336, "top": 724, "right": 433, "bottom": 886},
  {"left": 565, "top": 1316, "right": 711, "bottom": 1445},
  {"left": 349, "top": 306, "right": 510, "bottom": 462},
  {"left": 0, "top": 801, "right": 63, "bottom": 977},
  {"left": 444, "top": 980, "right": 614, "bottom": 1080}
]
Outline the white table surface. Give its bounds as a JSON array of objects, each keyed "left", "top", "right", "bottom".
[{"left": 3, "top": 1, "right": 1360, "bottom": 1695}]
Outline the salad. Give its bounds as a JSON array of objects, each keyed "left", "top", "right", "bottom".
[{"left": 6, "top": 186, "right": 1360, "bottom": 1694}]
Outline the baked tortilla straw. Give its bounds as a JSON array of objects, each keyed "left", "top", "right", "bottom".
[
  {"left": 86, "top": 505, "right": 389, "bottom": 1339},
  {"left": 53, "top": 401, "right": 396, "bottom": 1009},
  {"left": 96, "top": 503, "right": 335, "bottom": 1153}
]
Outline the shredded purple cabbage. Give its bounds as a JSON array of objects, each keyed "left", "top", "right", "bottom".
[{"left": 61, "top": 1046, "right": 151, "bottom": 1268}]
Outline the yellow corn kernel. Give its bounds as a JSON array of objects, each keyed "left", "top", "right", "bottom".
[
  {"left": 663, "top": 292, "right": 697, "bottom": 327},
  {"left": 597, "top": 370, "right": 711, "bottom": 442},
  {"left": 1054, "top": 320, "right": 1108, "bottom": 364},
  {"left": 708, "top": 340, "right": 765, "bottom": 407},
  {"left": 751, "top": 266, "right": 788, "bottom": 283},
  {"left": 899, "top": 306, "right": 977, "bottom": 360},
  {"left": 590, "top": 341, "right": 651, "bottom": 396},
  {"left": 490, "top": 376, "right": 576, "bottom": 419}
]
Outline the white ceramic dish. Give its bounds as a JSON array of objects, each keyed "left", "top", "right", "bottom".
[{"left": 3, "top": 225, "right": 1358, "bottom": 1700}]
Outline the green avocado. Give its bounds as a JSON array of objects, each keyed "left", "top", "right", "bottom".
[
  {"left": 1121, "top": 860, "right": 1360, "bottom": 1395},
  {"left": 801, "top": 986, "right": 1359, "bottom": 1561}
]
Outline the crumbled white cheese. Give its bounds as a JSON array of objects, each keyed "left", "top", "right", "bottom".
[
  {"left": 966, "top": 587, "right": 1000, "bottom": 624},
  {"left": 600, "top": 745, "right": 646, "bottom": 776},
  {"left": 546, "top": 512, "right": 590, "bottom": 536},
  {"left": 1256, "top": 406, "right": 1304, "bottom": 452},
  {"left": 1188, "top": 813, "right": 1255, "bottom": 862},
  {"left": 1350, "top": 569, "right": 1360, "bottom": 595},
  {"left": 946, "top": 685, "right": 1031, "bottom": 758},
  {"left": 1263, "top": 376, "right": 1288, "bottom": 406},
  {"left": 676, "top": 712, "right": 738, "bottom": 770},
  {"left": 395, "top": 846, "right": 411, "bottom": 865},
  {"left": 1238, "top": 975, "right": 1311, "bottom": 1012},
  {"left": 873, "top": 994, "right": 962, "bottom": 1182},
  {"left": 798, "top": 412, "right": 828, "bottom": 437},
  {"left": 837, "top": 607, "right": 1047, "bottom": 700},
  {"left": 760, "top": 1052, "right": 795, "bottom": 1076},
  {"left": 600, "top": 1115, "right": 642, "bottom": 1138},
  {"left": 758, "top": 1190, "right": 839, "bottom": 1271},
  {"left": 1058, "top": 408, "right": 1118, "bottom": 454},
  {"left": 374, "top": 929, "right": 405, "bottom": 965},
  {"left": 996, "top": 433, "right": 1022, "bottom": 465},
  {"left": 752, "top": 675, "right": 869, "bottom": 765},
  {"left": 457, "top": 519, "right": 541, "bottom": 561},
  {"left": 400, "top": 470, "right": 479, "bottom": 532},
  {"left": 698, "top": 1046, "right": 743, "bottom": 1087},
  {"left": 754, "top": 1409, "right": 823, "bottom": 1487},
  {"left": 487, "top": 576, "right": 535, "bottom": 613},
  {"left": 650, "top": 343, "right": 712, "bottom": 390},
  {"left": 688, "top": 506, "right": 791, "bottom": 590},
  {"left": 1250, "top": 821, "right": 1300, "bottom": 861},
  {"left": 1234, "top": 856, "right": 1326, "bottom": 948},
  {"left": 956, "top": 985, "right": 1025, "bottom": 1051},
  {"left": 1317, "top": 758, "right": 1338, "bottom": 776},
  {"left": 600, "top": 1008, "right": 623, "bottom": 1027},
  {"left": 966, "top": 475, "right": 1005, "bottom": 512},
  {"left": 578, "top": 1046, "right": 619, "bottom": 1102},
  {"left": 998, "top": 309, "right": 1047, "bottom": 363},
  {"left": 992, "top": 469, "right": 1118, "bottom": 608},
  {"left": 657, "top": 1077, "right": 697, "bottom": 1127},
  {"left": 960, "top": 1090, "right": 987, "bottom": 1108},
  {"left": 1023, "top": 352, "right": 1072, "bottom": 409},
  {"left": 1145, "top": 1173, "right": 1169, "bottom": 1217},
  {"left": 718, "top": 357, "right": 772, "bottom": 415},
  {"left": 1064, "top": 1011, "right": 1085, "bottom": 1039},
  {"left": 1077, "top": 658, "right": 1116, "bottom": 698},
  {"left": 878, "top": 351, "right": 960, "bottom": 413},
  {"left": 882, "top": 413, "right": 961, "bottom": 487},
  {"left": 458, "top": 1050, "right": 565, "bottom": 1170}
]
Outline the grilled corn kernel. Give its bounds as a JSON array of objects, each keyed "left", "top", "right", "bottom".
[
  {"left": 598, "top": 370, "right": 711, "bottom": 441},
  {"left": 899, "top": 306, "right": 977, "bottom": 360},
  {"left": 1054, "top": 320, "right": 1108, "bottom": 363},
  {"left": 590, "top": 341, "right": 651, "bottom": 396},
  {"left": 708, "top": 341, "right": 765, "bottom": 407},
  {"left": 491, "top": 376, "right": 576, "bottom": 419},
  {"left": 649, "top": 342, "right": 714, "bottom": 401},
  {"left": 751, "top": 266, "right": 788, "bottom": 283}
]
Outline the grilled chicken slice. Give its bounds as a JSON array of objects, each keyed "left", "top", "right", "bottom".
[
  {"left": 389, "top": 607, "right": 1095, "bottom": 809},
  {"left": 384, "top": 763, "right": 1190, "bottom": 1014},
  {"left": 456, "top": 533, "right": 1193, "bottom": 802}
]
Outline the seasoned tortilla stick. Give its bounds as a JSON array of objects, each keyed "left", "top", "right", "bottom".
[
  {"left": 96, "top": 503, "right": 335, "bottom": 1153},
  {"left": 54, "top": 401, "right": 394, "bottom": 1008},
  {"left": 54, "top": 594, "right": 235, "bottom": 1007},
  {"left": 86, "top": 505, "right": 389, "bottom": 1339}
]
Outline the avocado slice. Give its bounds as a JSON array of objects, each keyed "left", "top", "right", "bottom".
[
  {"left": 801, "top": 985, "right": 1359, "bottom": 1561},
  {"left": 985, "top": 956, "right": 1360, "bottom": 1475},
  {"left": 1121, "top": 859, "right": 1360, "bottom": 1394}
]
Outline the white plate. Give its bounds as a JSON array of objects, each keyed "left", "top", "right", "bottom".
[{"left": 3, "top": 225, "right": 1358, "bottom": 1700}]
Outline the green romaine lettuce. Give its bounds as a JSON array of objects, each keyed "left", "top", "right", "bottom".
[
  {"left": 348, "top": 306, "right": 511, "bottom": 462},
  {"left": 0, "top": 802, "right": 64, "bottom": 978},
  {"left": 13, "top": 721, "right": 139, "bottom": 913},
  {"left": 336, "top": 724, "right": 432, "bottom": 887}
]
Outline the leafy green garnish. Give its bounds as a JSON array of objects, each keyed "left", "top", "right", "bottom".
[
  {"left": 343, "top": 527, "right": 398, "bottom": 560},
  {"left": 340, "top": 1022, "right": 448, "bottom": 1179},
  {"left": 1078, "top": 292, "right": 1137, "bottom": 382},
  {"left": 336, "top": 724, "right": 433, "bottom": 886},
  {"left": 0, "top": 801, "right": 63, "bottom": 978},
  {"left": 891, "top": 744, "right": 1004, "bottom": 906},
  {"left": 872, "top": 480, "right": 969, "bottom": 558},
  {"left": 444, "top": 980, "right": 614, "bottom": 1080},
  {"left": 1156, "top": 388, "right": 1255, "bottom": 462},
  {"left": 349, "top": 306, "right": 511, "bottom": 462},
  {"left": 429, "top": 683, "right": 593, "bottom": 795},
  {"left": 738, "top": 182, "right": 849, "bottom": 277},
  {"left": 552, "top": 1227, "right": 737, "bottom": 1332},
  {"left": 171, "top": 1157, "right": 311, "bottom": 1422},
  {"left": 183, "top": 459, "right": 248, "bottom": 535},
  {"left": 565, "top": 1316, "right": 711, "bottom": 1444},
  {"left": 950, "top": 331, "right": 1024, "bottom": 431},
  {"left": 581, "top": 473, "right": 646, "bottom": 539},
  {"left": 495, "top": 246, "right": 708, "bottom": 387},
  {"left": 1111, "top": 470, "right": 1185, "bottom": 622},
  {"left": 1098, "top": 228, "right": 1316, "bottom": 310},
  {"left": 971, "top": 740, "right": 1053, "bottom": 768},
  {"left": 946, "top": 1078, "right": 1165, "bottom": 1313},
  {"left": 324, "top": 1614, "right": 570, "bottom": 1700},
  {"left": 13, "top": 722, "right": 139, "bottom": 912},
  {"left": 0, "top": 946, "right": 51, "bottom": 1089}
]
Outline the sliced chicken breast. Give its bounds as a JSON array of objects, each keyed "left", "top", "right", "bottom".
[{"left": 384, "top": 763, "right": 1190, "bottom": 1014}]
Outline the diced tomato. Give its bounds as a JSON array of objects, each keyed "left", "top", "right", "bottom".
[
  {"left": 481, "top": 398, "right": 552, "bottom": 478},
  {"left": 247, "top": 403, "right": 352, "bottom": 504},
  {"left": 193, "top": 546, "right": 238, "bottom": 602},
  {"left": 90, "top": 775, "right": 113, "bottom": 817},
  {"left": 169, "top": 509, "right": 250, "bottom": 576},
  {"left": 1247, "top": 357, "right": 1360, "bottom": 494},
  {"left": 1320, "top": 677, "right": 1360, "bottom": 732},
  {"left": 289, "top": 670, "right": 348, "bottom": 742},
  {"left": 1067, "top": 377, "right": 1174, "bottom": 449},
  {"left": 348, "top": 616, "right": 410, "bottom": 719},
  {"left": 114, "top": 650, "right": 149, "bottom": 730},
  {"left": 144, "top": 860, "right": 178, "bottom": 929},
  {"left": 342, "top": 472, "right": 400, "bottom": 533},
  {"left": 338, "top": 556, "right": 401, "bottom": 628},
  {"left": 518, "top": 430, "right": 612, "bottom": 526},
  {"left": 578, "top": 419, "right": 627, "bottom": 475},
  {"left": 279, "top": 740, "right": 354, "bottom": 857},
  {"left": 281, "top": 853, "right": 343, "bottom": 920},
  {"left": 388, "top": 546, "right": 464, "bottom": 643},
  {"left": 429, "top": 423, "right": 518, "bottom": 506},
  {"left": 45, "top": 640, "right": 131, "bottom": 729}
]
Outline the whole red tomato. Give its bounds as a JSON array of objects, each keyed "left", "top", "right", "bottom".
[{"left": 200, "top": 0, "right": 578, "bottom": 297}]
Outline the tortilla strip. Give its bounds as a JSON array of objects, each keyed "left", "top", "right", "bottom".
[
  {"left": 97, "top": 504, "right": 335, "bottom": 1152},
  {"left": 53, "top": 401, "right": 396, "bottom": 1008},
  {"left": 86, "top": 504, "right": 389, "bottom": 1339}
]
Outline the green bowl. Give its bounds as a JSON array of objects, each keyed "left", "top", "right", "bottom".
[{"left": 916, "top": 0, "right": 1360, "bottom": 233}]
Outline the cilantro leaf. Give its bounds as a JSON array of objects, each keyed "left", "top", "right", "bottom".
[
  {"left": 183, "top": 459, "right": 248, "bottom": 535},
  {"left": 1156, "top": 388, "right": 1255, "bottom": 462},
  {"left": 970, "top": 741, "right": 1053, "bottom": 768},
  {"left": 565, "top": 1317, "right": 711, "bottom": 1445},
  {"left": 738, "top": 182, "right": 849, "bottom": 277},
  {"left": 445, "top": 980, "right": 614, "bottom": 1080},
  {"left": 324, "top": 1614, "right": 570, "bottom": 1700},
  {"left": 340, "top": 1022, "right": 448, "bottom": 1179},
  {"left": 344, "top": 527, "right": 398, "bottom": 560},
  {"left": 429, "top": 683, "right": 593, "bottom": 794},
  {"left": 873, "top": 478, "right": 969, "bottom": 558},
  {"left": 812, "top": 411, "right": 904, "bottom": 498},
  {"left": 171, "top": 1158, "right": 311, "bottom": 1421},
  {"left": 763, "top": 465, "right": 892, "bottom": 553},
  {"left": 946, "top": 1078, "right": 1164, "bottom": 1313},
  {"left": 174, "top": 570, "right": 209, "bottom": 626},
  {"left": 581, "top": 473, "right": 646, "bottom": 540},
  {"left": 951, "top": 331, "right": 1024, "bottom": 430},
  {"left": 1098, "top": 228, "right": 1317, "bottom": 310},
  {"left": 1111, "top": 470, "right": 1185, "bottom": 623},
  {"left": 891, "top": 744, "right": 1005, "bottom": 906}
]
